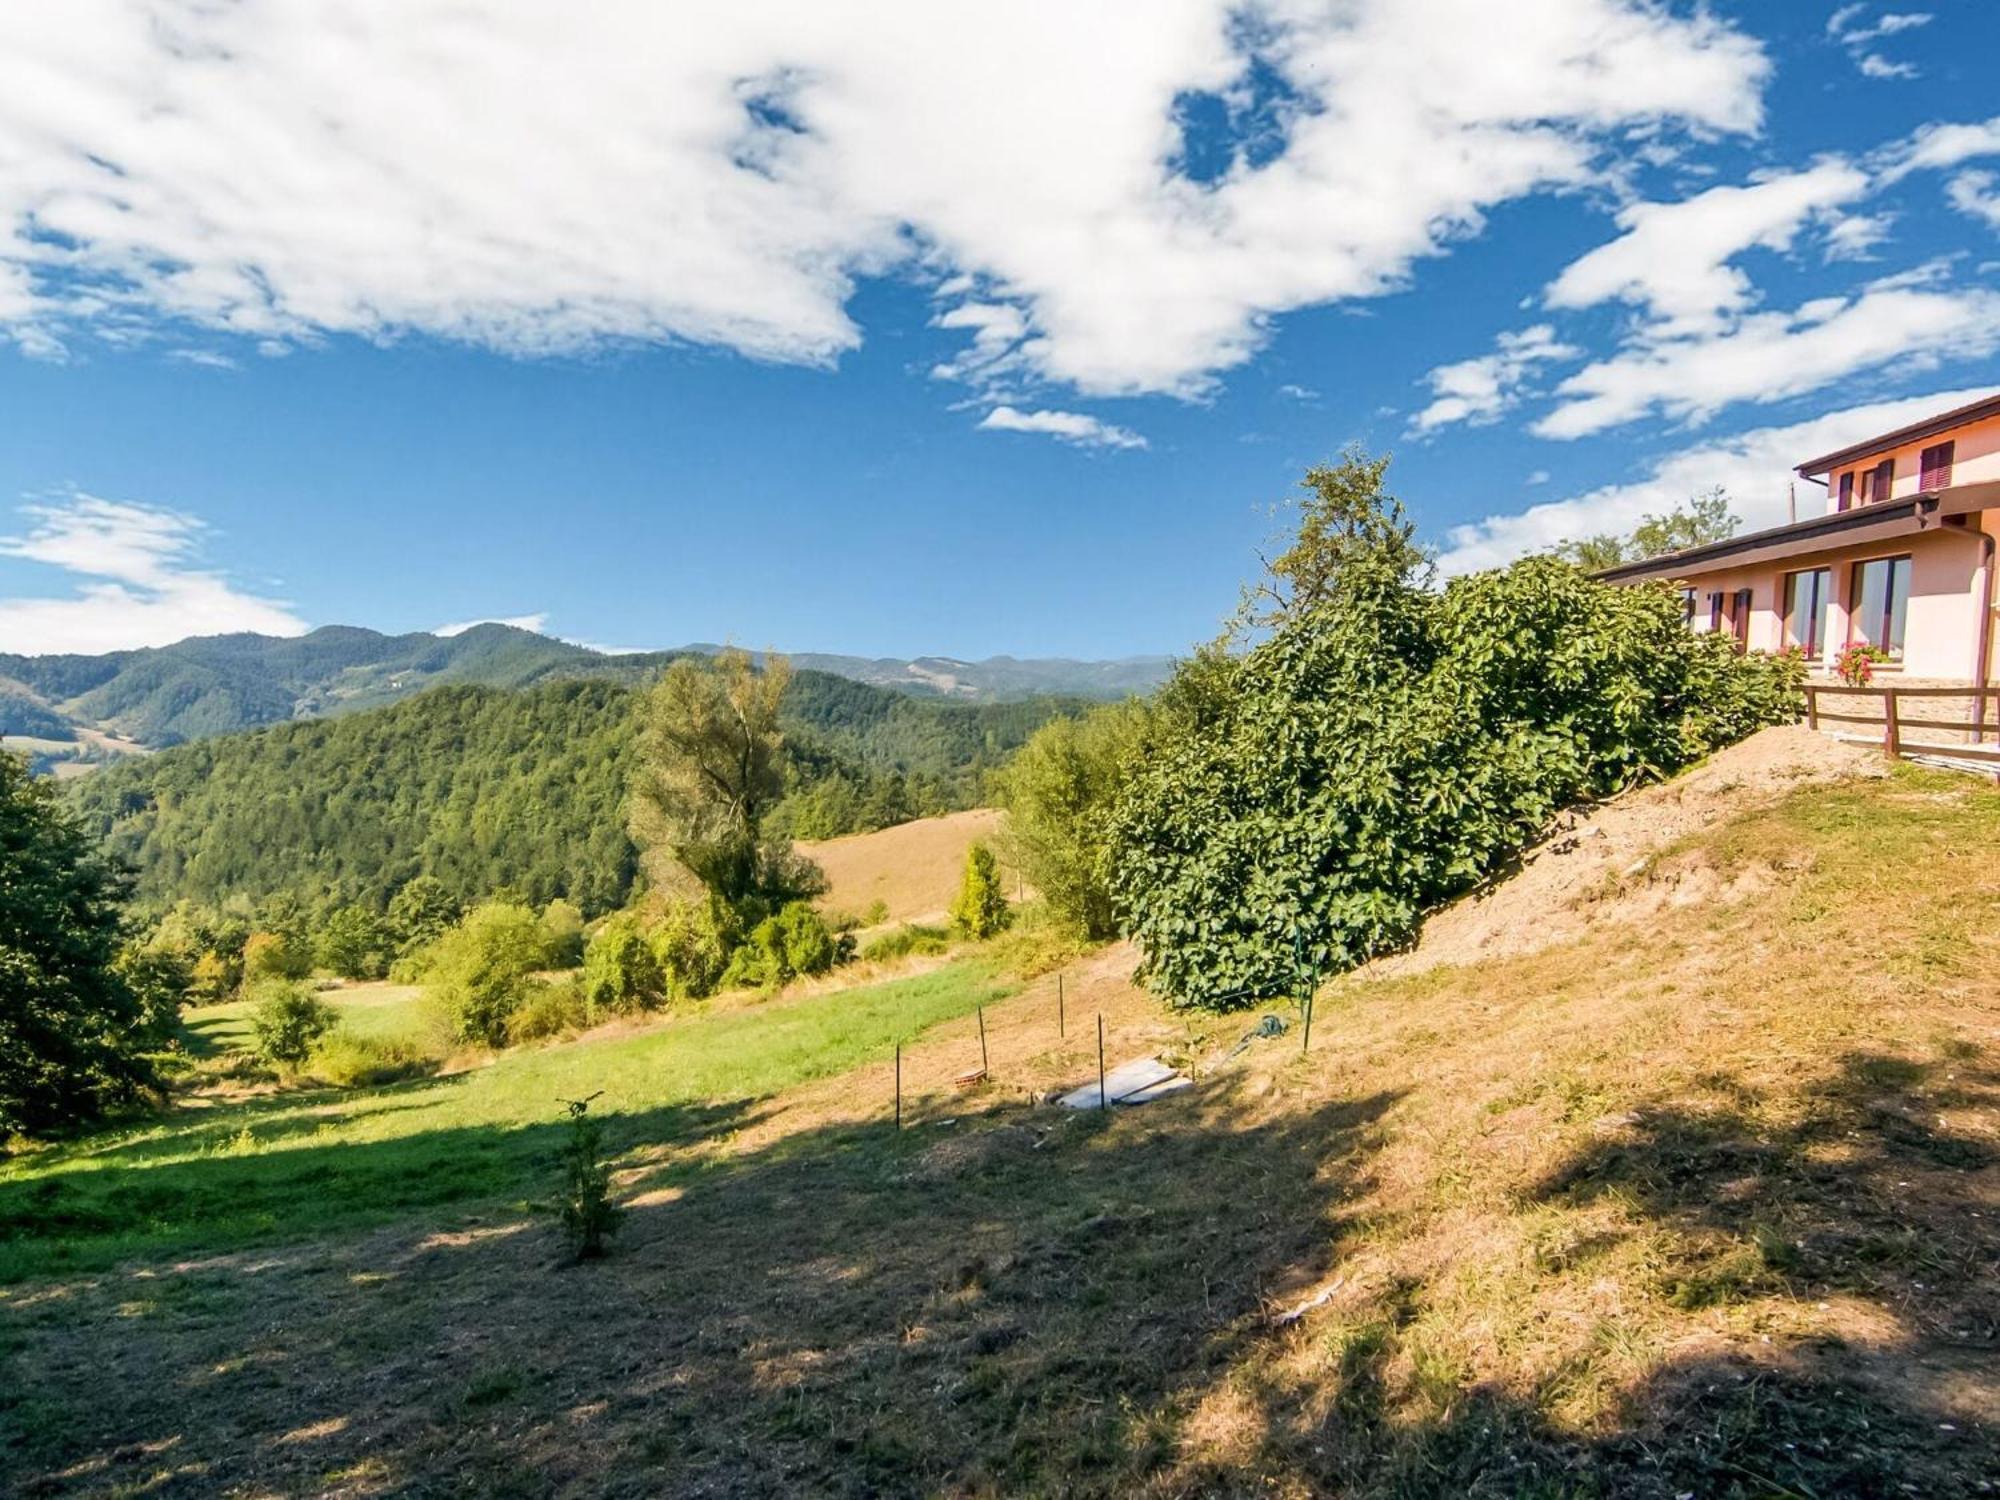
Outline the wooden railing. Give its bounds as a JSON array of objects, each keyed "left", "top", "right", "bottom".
[{"left": 1803, "top": 682, "right": 2000, "bottom": 767}]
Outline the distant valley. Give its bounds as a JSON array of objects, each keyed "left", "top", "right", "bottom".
[{"left": 0, "top": 623, "right": 1173, "bottom": 772}]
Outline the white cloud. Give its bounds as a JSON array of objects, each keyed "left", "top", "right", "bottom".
[
  {"left": 1276, "top": 383, "right": 1320, "bottom": 402},
  {"left": 1544, "top": 161, "right": 1870, "bottom": 334},
  {"left": 1536, "top": 275, "right": 2000, "bottom": 437},
  {"left": 0, "top": 493, "right": 307, "bottom": 654},
  {"left": 1822, "top": 211, "right": 1894, "bottom": 261},
  {"left": 0, "top": 0, "right": 1766, "bottom": 404},
  {"left": 1947, "top": 171, "right": 2000, "bottom": 232},
  {"left": 1827, "top": 7, "right": 1931, "bottom": 79},
  {"left": 1435, "top": 384, "right": 1999, "bottom": 575},
  {"left": 977, "top": 406, "right": 1147, "bottom": 450},
  {"left": 432, "top": 613, "right": 551, "bottom": 637},
  {"left": 1411, "top": 324, "right": 1580, "bottom": 434},
  {"left": 1881, "top": 115, "right": 2000, "bottom": 178}
]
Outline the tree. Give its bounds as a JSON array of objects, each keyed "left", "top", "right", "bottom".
[
  {"left": 949, "top": 842, "right": 1011, "bottom": 940},
  {"left": 113, "top": 939, "right": 192, "bottom": 1042},
  {"left": 1109, "top": 552, "right": 1801, "bottom": 1010},
  {"left": 388, "top": 876, "right": 461, "bottom": 953},
  {"left": 1, "top": 752, "right": 157, "bottom": 1135},
  {"left": 242, "top": 928, "right": 313, "bottom": 985},
  {"left": 1237, "top": 447, "right": 1430, "bottom": 633},
  {"left": 995, "top": 703, "right": 1150, "bottom": 941},
  {"left": 316, "top": 905, "right": 391, "bottom": 980},
  {"left": 540, "top": 898, "right": 586, "bottom": 967},
  {"left": 1556, "top": 488, "right": 1740, "bottom": 570},
  {"left": 628, "top": 649, "right": 824, "bottom": 914}
]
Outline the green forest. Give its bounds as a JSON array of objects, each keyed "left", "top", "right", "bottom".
[{"left": 65, "top": 669, "right": 1081, "bottom": 918}]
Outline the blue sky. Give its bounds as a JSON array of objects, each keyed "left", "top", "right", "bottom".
[{"left": 0, "top": 0, "right": 1997, "bottom": 661}]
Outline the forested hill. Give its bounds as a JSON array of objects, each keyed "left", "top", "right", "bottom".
[
  {"left": 64, "top": 672, "right": 1079, "bottom": 917},
  {"left": 0, "top": 622, "right": 1169, "bottom": 758}
]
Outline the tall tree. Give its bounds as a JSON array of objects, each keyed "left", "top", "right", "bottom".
[
  {"left": 1, "top": 752, "right": 156, "bottom": 1136},
  {"left": 1556, "top": 488, "right": 1740, "bottom": 570},
  {"left": 628, "top": 650, "right": 822, "bottom": 912},
  {"left": 1237, "top": 447, "right": 1430, "bottom": 633}
]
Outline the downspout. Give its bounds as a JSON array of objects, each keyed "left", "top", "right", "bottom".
[{"left": 1944, "top": 512, "right": 1997, "bottom": 743}]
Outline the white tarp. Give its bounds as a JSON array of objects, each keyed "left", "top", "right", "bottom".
[{"left": 1057, "top": 1056, "right": 1191, "bottom": 1110}]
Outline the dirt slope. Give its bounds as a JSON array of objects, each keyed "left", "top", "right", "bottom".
[{"left": 1368, "top": 724, "right": 1887, "bottom": 978}]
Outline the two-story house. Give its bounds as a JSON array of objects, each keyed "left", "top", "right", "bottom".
[{"left": 1600, "top": 391, "right": 2000, "bottom": 685}]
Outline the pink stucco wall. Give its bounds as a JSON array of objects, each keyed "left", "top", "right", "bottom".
[
  {"left": 1683, "top": 521, "right": 1993, "bottom": 680},
  {"left": 1819, "top": 411, "right": 2000, "bottom": 512}
]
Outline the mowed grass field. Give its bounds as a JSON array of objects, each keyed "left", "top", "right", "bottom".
[
  {"left": 0, "top": 963, "right": 1017, "bottom": 1283},
  {"left": 3, "top": 767, "right": 1999, "bottom": 1497}
]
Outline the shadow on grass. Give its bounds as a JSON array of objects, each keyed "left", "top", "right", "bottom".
[
  {"left": 4, "top": 1052, "right": 1996, "bottom": 1498},
  {"left": 1162, "top": 1049, "right": 2000, "bottom": 1499}
]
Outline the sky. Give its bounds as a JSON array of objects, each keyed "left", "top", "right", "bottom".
[{"left": 1, "top": 1, "right": 1997, "bottom": 662}]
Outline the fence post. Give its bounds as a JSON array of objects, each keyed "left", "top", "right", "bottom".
[
  {"left": 1058, "top": 972, "right": 1065, "bottom": 1038},
  {"left": 1883, "top": 688, "right": 1901, "bottom": 760},
  {"left": 1097, "top": 1014, "right": 1107, "bottom": 1111},
  {"left": 1976, "top": 687, "right": 1988, "bottom": 746},
  {"left": 1302, "top": 990, "right": 1314, "bottom": 1056},
  {"left": 1805, "top": 684, "right": 1819, "bottom": 732},
  {"left": 977, "top": 1005, "right": 989, "bottom": 1077},
  {"left": 895, "top": 1043, "right": 902, "bottom": 1131}
]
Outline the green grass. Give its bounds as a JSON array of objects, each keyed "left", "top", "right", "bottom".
[
  {"left": 0, "top": 961, "right": 1015, "bottom": 1282},
  {"left": 179, "top": 981, "right": 432, "bottom": 1059}
]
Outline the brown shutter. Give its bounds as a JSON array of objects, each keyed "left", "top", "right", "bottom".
[
  {"left": 1920, "top": 441, "right": 1955, "bottom": 493},
  {"left": 1837, "top": 471, "right": 1854, "bottom": 510},
  {"left": 1872, "top": 459, "right": 1894, "bottom": 502}
]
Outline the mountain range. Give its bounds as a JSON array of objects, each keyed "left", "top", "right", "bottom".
[{"left": 0, "top": 624, "right": 1173, "bottom": 766}]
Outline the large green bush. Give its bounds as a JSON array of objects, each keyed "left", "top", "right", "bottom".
[
  {"left": 1109, "top": 556, "right": 1801, "bottom": 1009},
  {"left": 421, "top": 901, "right": 559, "bottom": 1046},
  {"left": 249, "top": 981, "right": 339, "bottom": 1069},
  {"left": 580, "top": 920, "right": 665, "bottom": 1016}
]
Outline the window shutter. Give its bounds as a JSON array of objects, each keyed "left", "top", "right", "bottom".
[
  {"left": 1837, "top": 471, "right": 1854, "bottom": 510},
  {"left": 1920, "top": 441, "right": 1955, "bottom": 493},
  {"left": 1872, "top": 460, "right": 1894, "bottom": 502}
]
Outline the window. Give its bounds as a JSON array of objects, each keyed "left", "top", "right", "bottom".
[
  {"left": 1869, "top": 458, "right": 1894, "bottom": 503},
  {"left": 1677, "top": 587, "right": 1696, "bottom": 627},
  {"left": 1849, "top": 554, "right": 1913, "bottom": 659},
  {"left": 1782, "top": 568, "right": 1831, "bottom": 655},
  {"left": 1920, "top": 440, "right": 1955, "bottom": 493},
  {"left": 1837, "top": 471, "right": 1855, "bottom": 511},
  {"left": 1731, "top": 588, "right": 1752, "bottom": 651},
  {"left": 1707, "top": 591, "right": 1725, "bottom": 634}
]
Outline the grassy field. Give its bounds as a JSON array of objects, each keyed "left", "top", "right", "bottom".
[
  {"left": 4, "top": 765, "right": 1998, "bottom": 1496},
  {"left": 0, "top": 962, "right": 1017, "bottom": 1283},
  {"left": 179, "top": 981, "right": 430, "bottom": 1059}
]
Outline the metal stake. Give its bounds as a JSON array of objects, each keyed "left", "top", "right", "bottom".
[
  {"left": 977, "top": 1005, "right": 989, "bottom": 1076},
  {"left": 1058, "top": 972, "right": 1065, "bottom": 1038},
  {"left": 895, "top": 1043, "right": 902, "bottom": 1130},
  {"left": 1302, "top": 990, "right": 1315, "bottom": 1055},
  {"left": 1097, "top": 1014, "right": 1107, "bottom": 1110}
]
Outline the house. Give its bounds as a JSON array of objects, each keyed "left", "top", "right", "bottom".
[{"left": 1599, "top": 392, "right": 2000, "bottom": 685}]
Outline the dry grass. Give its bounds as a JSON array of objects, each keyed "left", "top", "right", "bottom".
[
  {"left": 4, "top": 752, "right": 1998, "bottom": 1496},
  {"left": 803, "top": 808, "right": 1014, "bottom": 928}
]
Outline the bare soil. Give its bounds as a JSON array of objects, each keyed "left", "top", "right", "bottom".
[{"left": 1368, "top": 724, "right": 1888, "bottom": 977}]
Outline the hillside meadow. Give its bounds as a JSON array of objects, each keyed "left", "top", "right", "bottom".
[{"left": 4, "top": 759, "right": 1997, "bottom": 1496}]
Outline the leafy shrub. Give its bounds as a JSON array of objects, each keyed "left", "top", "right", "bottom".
[
  {"left": 422, "top": 901, "right": 560, "bottom": 1047},
  {"left": 112, "top": 940, "right": 192, "bottom": 1045},
  {"left": 242, "top": 929, "right": 313, "bottom": 985},
  {"left": 949, "top": 842, "right": 1011, "bottom": 940},
  {"left": 1110, "top": 556, "right": 1802, "bottom": 1009},
  {"left": 649, "top": 896, "right": 735, "bottom": 1000},
  {"left": 249, "top": 981, "right": 339, "bottom": 1069},
  {"left": 307, "top": 1028, "right": 432, "bottom": 1087},
  {"left": 857, "top": 923, "right": 951, "bottom": 962},
  {"left": 716, "top": 901, "right": 840, "bottom": 991},
  {"left": 580, "top": 921, "right": 665, "bottom": 1016},
  {"left": 548, "top": 1094, "right": 621, "bottom": 1261},
  {"left": 506, "top": 978, "right": 591, "bottom": 1045},
  {"left": 540, "top": 899, "right": 586, "bottom": 968}
]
